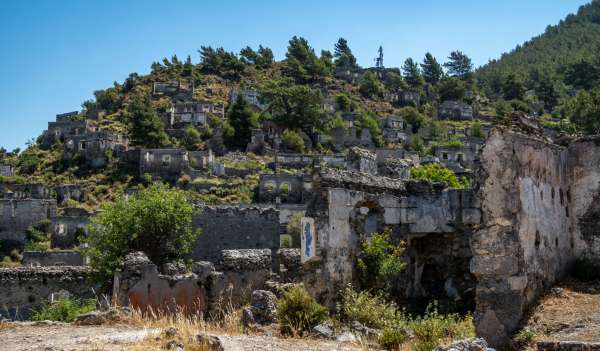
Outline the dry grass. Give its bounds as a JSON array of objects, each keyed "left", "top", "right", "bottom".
[
  {"left": 0, "top": 321, "right": 15, "bottom": 332},
  {"left": 521, "top": 279, "right": 600, "bottom": 342},
  {"left": 121, "top": 305, "right": 245, "bottom": 351}
]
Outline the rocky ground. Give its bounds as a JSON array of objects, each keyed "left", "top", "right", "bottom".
[
  {"left": 522, "top": 279, "right": 600, "bottom": 342},
  {"left": 0, "top": 322, "right": 364, "bottom": 351}
]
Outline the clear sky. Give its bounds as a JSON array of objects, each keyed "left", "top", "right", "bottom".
[{"left": 0, "top": 0, "right": 590, "bottom": 151}]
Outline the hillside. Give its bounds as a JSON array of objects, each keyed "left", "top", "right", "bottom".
[{"left": 477, "top": 0, "right": 600, "bottom": 96}]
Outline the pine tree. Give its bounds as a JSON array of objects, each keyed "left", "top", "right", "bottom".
[
  {"left": 402, "top": 58, "right": 424, "bottom": 88},
  {"left": 226, "top": 95, "right": 258, "bottom": 149},
  {"left": 444, "top": 51, "right": 473, "bottom": 80},
  {"left": 421, "top": 53, "right": 443, "bottom": 84},
  {"left": 333, "top": 38, "right": 358, "bottom": 69},
  {"left": 127, "top": 93, "right": 169, "bottom": 148}
]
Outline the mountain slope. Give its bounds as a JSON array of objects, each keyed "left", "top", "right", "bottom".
[{"left": 477, "top": 1, "right": 600, "bottom": 92}]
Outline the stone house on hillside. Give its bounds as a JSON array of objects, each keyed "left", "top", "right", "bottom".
[
  {"left": 230, "top": 88, "right": 267, "bottom": 111},
  {"left": 258, "top": 174, "right": 312, "bottom": 204},
  {"left": 163, "top": 101, "right": 225, "bottom": 129},
  {"left": 380, "top": 115, "right": 412, "bottom": 144},
  {"left": 0, "top": 164, "right": 13, "bottom": 177},
  {"left": 153, "top": 81, "right": 192, "bottom": 100},
  {"left": 42, "top": 112, "right": 95, "bottom": 148},
  {"left": 64, "top": 131, "right": 129, "bottom": 168},
  {"left": 438, "top": 101, "right": 474, "bottom": 121},
  {"left": 138, "top": 148, "right": 190, "bottom": 182}
]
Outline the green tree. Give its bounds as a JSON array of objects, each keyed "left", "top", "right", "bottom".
[
  {"left": 84, "top": 184, "right": 199, "bottom": 283},
  {"left": 261, "top": 79, "right": 327, "bottom": 131},
  {"left": 398, "top": 107, "right": 425, "bottom": 133},
  {"left": 335, "top": 93, "right": 356, "bottom": 112},
  {"left": 183, "top": 126, "right": 201, "bottom": 150},
  {"left": 356, "top": 229, "right": 405, "bottom": 292},
  {"left": 356, "top": 112, "right": 384, "bottom": 147},
  {"left": 383, "top": 70, "right": 407, "bottom": 91},
  {"left": 565, "top": 88, "right": 600, "bottom": 134},
  {"left": 240, "top": 45, "right": 274, "bottom": 69},
  {"left": 438, "top": 77, "right": 467, "bottom": 101},
  {"left": 226, "top": 94, "right": 258, "bottom": 149},
  {"left": 334, "top": 37, "right": 358, "bottom": 69},
  {"left": 284, "top": 36, "right": 329, "bottom": 82},
  {"left": 402, "top": 58, "right": 424, "bottom": 88},
  {"left": 421, "top": 53, "right": 444, "bottom": 84},
  {"left": 502, "top": 73, "right": 526, "bottom": 100},
  {"left": 199, "top": 46, "right": 245, "bottom": 78},
  {"left": 359, "top": 71, "right": 383, "bottom": 98},
  {"left": 282, "top": 129, "right": 305, "bottom": 152},
  {"left": 564, "top": 58, "right": 600, "bottom": 90},
  {"left": 444, "top": 51, "right": 473, "bottom": 80},
  {"left": 126, "top": 92, "right": 169, "bottom": 148}
]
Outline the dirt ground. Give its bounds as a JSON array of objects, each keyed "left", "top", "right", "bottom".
[
  {"left": 0, "top": 322, "right": 364, "bottom": 351},
  {"left": 522, "top": 279, "right": 600, "bottom": 342}
]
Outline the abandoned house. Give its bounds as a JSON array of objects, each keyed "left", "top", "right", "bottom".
[
  {"left": 51, "top": 207, "right": 90, "bottom": 249},
  {"left": 230, "top": 88, "right": 267, "bottom": 111},
  {"left": 381, "top": 115, "right": 412, "bottom": 144},
  {"left": 138, "top": 148, "right": 190, "bottom": 182},
  {"left": 0, "top": 164, "right": 14, "bottom": 177},
  {"left": 64, "top": 131, "right": 129, "bottom": 168},
  {"left": 438, "top": 100, "right": 474, "bottom": 121},
  {"left": 42, "top": 113, "right": 94, "bottom": 148},
  {"left": 258, "top": 173, "right": 312, "bottom": 204},
  {"left": 0, "top": 198, "right": 57, "bottom": 248},
  {"left": 432, "top": 145, "right": 478, "bottom": 175},
  {"left": 163, "top": 101, "right": 225, "bottom": 129},
  {"left": 152, "top": 81, "right": 192, "bottom": 99},
  {"left": 302, "top": 167, "right": 481, "bottom": 312}
]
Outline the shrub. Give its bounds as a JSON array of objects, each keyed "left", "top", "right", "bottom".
[
  {"left": 410, "top": 163, "right": 471, "bottom": 189},
  {"left": 286, "top": 212, "right": 303, "bottom": 247},
  {"left": 32, "top": 297, "right": 96, "bottom": 323},
  {"left": 574, "top": 257, "right": 600, "bottom": 281},
  {"left": 84, "top": 184, "right": 200, "bottom": 283},
  {"left": 379, "top": 319, "right": 410, "bottom": 350},
  {"left": 277, "top": 285, "right": 328, "bottom": 335},
  {"left": 409, "top": 303, "right": 475, "bottom": 351},
  {"left": 356, "top": 229, "right": 405, "bottom": 292},
  {"left": 514, "top": 328, "right": 536, "bottom": 346},
  {"left": 282, "top": 129, "right": 305, "bottom": 153},
  {"left": 340, "top": 286, "right": 398, "bottom": 329}
]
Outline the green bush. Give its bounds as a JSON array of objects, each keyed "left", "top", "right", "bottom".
[
  {"left": 32, "top": 297, "right": 96, "bottom": 323},
  {"left": 282, "top": 129, "right": 305, "bottom": 153},
  {"left": 409, "top": 303, "right": 475, "bottom": 351},
  {"left": 277, "top": 285, "right": 328, "bottom": 335},
  {"left": 410, "top": 163, "right": 471, "bottom": 189},
  {"left": 379, "top": 319, "right": 410, "bottom": 350},
  {"left": 574, "top": 257, "right": 600, "bottom": 281},
  {"left": 340, "top": 286, "right": 399, "bottom": 329},
  {"left": 356, "top": 229, "right": 405, "bottom": 292},
  {"left": 84, "top": 184, "right": 200, "bottom": 283}
]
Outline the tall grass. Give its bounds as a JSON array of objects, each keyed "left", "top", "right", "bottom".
[{"left": 31, "top": 297, "right": 96, "bottom": 323}]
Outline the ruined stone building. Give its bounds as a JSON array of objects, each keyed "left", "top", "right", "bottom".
[
  {"left": 303, "top": 168, "right": 480, "bottom": 312},
  {"left": 258, "top": 174, "right": 312, "bottom": 204},
  {"left": 138, "top": 148, "right": 190, "bottom": 182},
  {"left": 41, "top": 112, "right": 95, "bottom": 148},
  {"left": 230, "top": 88, "right": 267, "bottom": 111},
  {"left": 438, "top": 100, "right": 474, "bottom": 121},
  {"left": 0, "top": 164, "right": 14, "bottom": 177},
  {"left": 51, "top": 207, "right": 90, "bottom": 249},
  {"left": 163, "top": 101, "right": 225, "bottom": 129},
  {"left": 64, "top": 130, "right": 129, "bottom": 168},
  {"left": 153, "top": 81, "right": 192, "bottom": 99},
  {"left": 381, "top": 115, "right": 412, "bottom": 144},
  {"left": 0, "top": 197, "right": 56, "bottom": 249}
]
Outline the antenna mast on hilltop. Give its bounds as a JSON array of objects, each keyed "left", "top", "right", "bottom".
[{"left": 375, "top": 46, "right": 384, "bottom": 69}]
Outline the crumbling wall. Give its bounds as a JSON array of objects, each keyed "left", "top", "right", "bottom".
[
  {"left": 115, "top": 250, "right": 271, "bottom": 315},
  {"left": 51, "top": 207, "right": 90, "bottom": 249},
  {"left": 0, "top": 266, "right": 92, "bottom": 319},
  {"left": 471, "top": 129, "right": 600, "bottom": 347},
  {"left": 0, "top": 198, "right": 56, "bottom": 245},
  {"left": 192, "top": 205, "right": 280, "bottom": 270},
  {"left": 304, "top": 169, "right": 480, "bottom": 308},
  {"left": 22, "top": 251, "right": 84, "bottom": 266}
]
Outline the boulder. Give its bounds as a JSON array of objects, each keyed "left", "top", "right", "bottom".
[{"left": 242, "top": 290, "right": 277, "bottom": 326}]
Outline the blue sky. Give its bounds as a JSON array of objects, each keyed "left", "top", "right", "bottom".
[{"left": 0, "top": 0, "right": 590, "bottom": 151}]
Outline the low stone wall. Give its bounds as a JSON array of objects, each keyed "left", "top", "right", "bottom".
[
  {"left": 22, "top": 251, "right": 84, "bottom": 266},
  {"left": 0, "top": 266, "right": 92, "bottom": 320},
  {"left": 537, "top": 341, "right": 600, "bottom": 351},
  {"left": 115, "top": 250, "right": 271, "bottom": 316}
]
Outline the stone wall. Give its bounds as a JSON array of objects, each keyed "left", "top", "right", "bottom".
[
  {"left": 258, "top": 174, "right": 311, "bottom": 204},
  {"left": 55, "top": 184, "right": 83, "bottom": 206},
  {"left": 471, "top": 128, "right": 600, "bottom": 347},
  {"left": 0, "top": 198, "right": 57, "bottom": 245},
  {"left": 22, "top": 251, "right": 85, "bottom": 266},
  {"left": 0, "top": 266, "right": 92, "bottom": 319},
  {"left": 51, "top": 207, "right": 90, "bottom": 249},
  {"left": 304, "top": 169, "right": 480, "bottom": 308},
  {"left": 115, "top": 250, "right": 270, "bottom": 315},
  {"left": 192, "top": 205, "right": 280, "bottom": 271}
]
